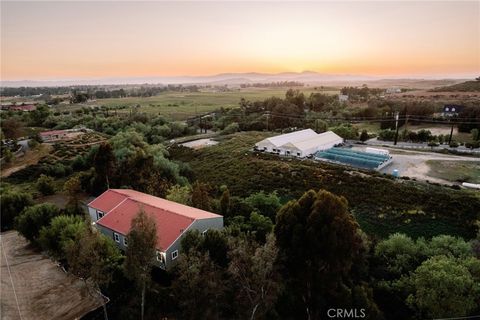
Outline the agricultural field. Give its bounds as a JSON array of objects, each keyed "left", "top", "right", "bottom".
[
  {"left": 57, "top": 87, "right": 338, "bottom": 119},
  {"left": 170, "top": 131, "right": 480, "bottom": 239}
]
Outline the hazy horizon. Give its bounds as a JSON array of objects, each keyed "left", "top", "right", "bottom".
[{"left": 1, "top": 1, "right": 479, "bottom": 82}]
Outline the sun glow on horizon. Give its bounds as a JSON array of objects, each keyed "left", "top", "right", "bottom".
[{"left": 1, "top": 1, "right": 479, "bottom": 80}]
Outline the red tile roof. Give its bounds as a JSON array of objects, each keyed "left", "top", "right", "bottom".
[
  {"left": 87, "top": 190, "right": 129, "bottom": 213},
  {"left": 89, "top": 189, "right": 221, "bottom": 250}
]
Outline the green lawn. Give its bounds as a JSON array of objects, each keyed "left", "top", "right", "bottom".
[{"left": 426, "top": 160, "right": 480, "bottom": 184}]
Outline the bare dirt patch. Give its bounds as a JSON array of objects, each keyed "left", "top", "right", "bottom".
[
  {"left": 181, "top": 138, "right": 219, "bottom": 149},
  {"left": 0, "top": 231, "right": 102, "bottom": 320}
]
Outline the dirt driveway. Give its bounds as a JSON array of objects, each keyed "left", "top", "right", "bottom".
[
  {"left": 352, "top": 146, "right": 480, "bottom": 184},
  {"left": 0, "top": 231, "right": 102, "bottom": 320}
]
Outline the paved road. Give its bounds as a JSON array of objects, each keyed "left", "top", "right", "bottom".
[{"left": 348, "top": 138, "right": 480, "bottom": 155}]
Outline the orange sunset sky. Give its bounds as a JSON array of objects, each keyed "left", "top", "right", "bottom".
[{"left": 1, "top": 1, "right": 479, "bottom": 80}]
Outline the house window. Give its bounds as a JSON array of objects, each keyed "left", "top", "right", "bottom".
[
  {"left": 202, "top": 229, "right": 209, "bottom": 236},
  {"left": 113, "top": 232, "right": 120, "bottom": 243},
  {"left": 123, "top": 237, "right": 128, "bottom": 247},
  {"left": 97, "top": 211, "right": 105, "bottom": 219},
  {"left": 286, "top": 151, "right": 290, "bottom": 155},
  {"left": 172, "top": 250, "right": 178, "bottom": 260},
  {"left": 297, "top": 152, "right": 301, "bottom": 156}
]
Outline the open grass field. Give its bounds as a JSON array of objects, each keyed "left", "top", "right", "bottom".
[
  {"left": 426, "top": 160, "right": 480, "bottom": 184},
  {"left": 170, "top": 131, "right": 480, "bottom": 239},
  {"left": 58, "top": 87, "right": 338, "bottom": 119},
  {"left": 0, "top": 231, "right": 102, "bottom": 320}
]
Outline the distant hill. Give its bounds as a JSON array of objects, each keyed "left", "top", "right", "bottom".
[
  {"left": 430, "top": 80, "right": 480, "bottom": 92},
  {"left": 0, "top": 71, "right": 377, "bottom": 87},
  {"left": 0, "top": 71, "right": 472, "bottom": 88}
]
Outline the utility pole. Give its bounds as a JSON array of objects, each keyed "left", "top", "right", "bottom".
[
  {"left": 266, "top": 112, "right": 270, "bottom": 131},
  {"left": 448, "top": 119, "right": 454, "bottom": 145},
  {"left": 393, "top": 111, "right": 400, "bottom": 145},
  {"left": 403, "top": 106, "right": 408, "bottom": 140}
]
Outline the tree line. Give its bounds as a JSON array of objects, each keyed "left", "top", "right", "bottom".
[{"left": 4, "top": 182, "right": 480, "bottom": 319}]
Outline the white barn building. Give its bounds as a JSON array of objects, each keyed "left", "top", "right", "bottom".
[
  {"left": 281, "top": 131, "right": 343, "bottom": 157},
  {"left": 255, "top": 129, "right": 317, "bottom": 153},
  {"left": 255, "top": 130, "right": 343, "bottom": 158}
]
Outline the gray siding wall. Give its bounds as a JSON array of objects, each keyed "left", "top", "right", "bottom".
[
  {"left": 96, "top": 224, "right": 128, "bottom": 252},
  {"left": 88, "top": 206, "right": 106, "bottom": 223},
  {"left": 88, "top": 206, "right": 97, "bottom": 222},
  {"left": 164, "top": 216, "right": 224, "bottom": 269}
]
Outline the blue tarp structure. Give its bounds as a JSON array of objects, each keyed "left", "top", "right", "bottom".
[{"left": 315, "top": 148, "right": 391, "bottom": 170}]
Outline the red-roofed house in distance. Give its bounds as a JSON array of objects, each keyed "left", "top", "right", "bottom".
[
  {"left": 87, "top": 189, "right": 224, "bottom": 269},
  {"left": 10, "top": 104, "right": 37, "bottom": 112},
  {"left": 40, "top": 127, "right": 90, "bottom": 142},
  {"left": 1, "top": 103, "right": 37, "bottom": 112}
]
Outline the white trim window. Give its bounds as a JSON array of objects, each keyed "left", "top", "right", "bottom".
[
  {"left": 123, "top": 237, "right": 128, "bottom": 247},
  {"left": 113, "top": 232, "right": 120, "bottom": 243},
  {"left": 97, "top": 211, "right": 105, "bottom": 219},
  {"left": 171, "top": 250, "right": 178, "bottom": 260}
]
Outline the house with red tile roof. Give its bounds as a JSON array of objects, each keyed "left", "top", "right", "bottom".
[
  {"left": 87, "top": 189, "right": 223, "bottom": 269},
  {"left": 10, "top": 104, "right": 37, "bottom": 112}
]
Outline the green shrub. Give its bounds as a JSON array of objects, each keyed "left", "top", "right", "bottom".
[
  {"left": 221, "top": 122, "right": 240, "bottom": 135},
  {"left": 0, "top": 190, "right": 33, "bottom": 231},
  {"left": 38, "top": 215, "right": 87, "bottom": 259},
  {"left": 449, "top": 141, "right": 459, "bottom": 148},
  {"left": 36, "top": 174, "right": 55, "bottom": 195},
  {"left": 15, "top": 203, "right": 61, "bottom": 243}
]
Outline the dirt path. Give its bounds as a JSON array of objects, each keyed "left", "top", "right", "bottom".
[
  {"left": 1, "top": 144, "right": 53, "bottom": 178},
  {"left": 0, "top": 231, "right": 102, "bottom": 320}
]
